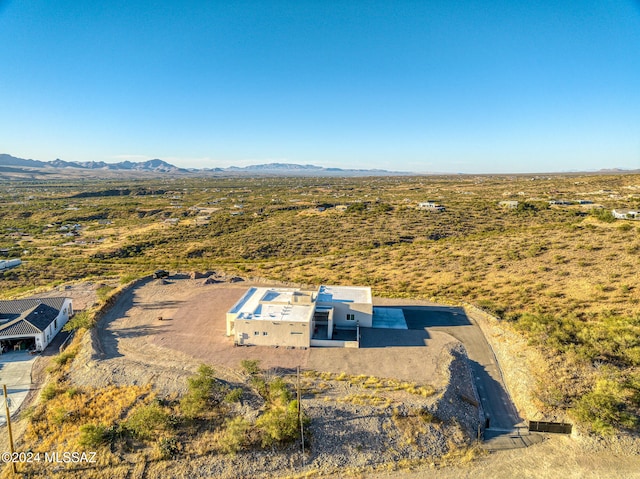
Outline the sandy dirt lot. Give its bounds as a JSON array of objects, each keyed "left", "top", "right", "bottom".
[
  {"left": 33, "top": 280, "right": 108, "bottom": 311},
  {"left": 147, "top": 279, "right": 311, "bottom": 371},
  {"left": 84, "top": 277, "right": 456, "bottom": 389}
]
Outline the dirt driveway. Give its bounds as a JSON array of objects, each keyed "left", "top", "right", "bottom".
[{"left": 0, "top": 351, "right": 36, "bottom": 423}]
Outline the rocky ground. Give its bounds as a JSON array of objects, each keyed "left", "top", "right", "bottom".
[
  {"left": 4, "top": 277, "right": 639, "bottom": 478},
  {"left": 60, "top": 277, "right": 482, "bottom": 477}
]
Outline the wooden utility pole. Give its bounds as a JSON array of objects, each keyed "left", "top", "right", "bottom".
[
  {"left": 297, "top": 366, "right": 301, "bottom": 417},
  {"left": 297, "top": 366, "right": 305, "bottom": 465},
  {"left": 3, "top": 385, "right": 16, "bottom": 474}
]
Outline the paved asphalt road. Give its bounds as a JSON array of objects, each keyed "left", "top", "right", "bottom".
[{"left": 400, "top": 306, "right": 522, "bottom": 432}]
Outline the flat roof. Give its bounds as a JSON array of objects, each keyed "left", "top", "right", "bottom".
[
  {"left": 231, "top": 287, "right": 314, "bottom": 323},
  {"left": 317, "top": 285, "right": 372, "bottom": 304}
]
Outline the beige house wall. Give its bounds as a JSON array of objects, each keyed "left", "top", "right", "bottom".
[
  {"left": 320, "top": 301, "right": 373, "bottom": 328},
  {"left": 226, "top": 312, "right": 236, "bottom": 336},
  {"left": 234, "top": 319, "right": 311, "bottom": 348}
]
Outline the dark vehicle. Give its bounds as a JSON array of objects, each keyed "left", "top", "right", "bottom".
[{"left": 153, "top": 269, "right": 170, "bottom": 279}]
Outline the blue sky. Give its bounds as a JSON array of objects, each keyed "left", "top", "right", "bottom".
[{"left": 0, "top": 0, "right": 639, "bottom": 173}]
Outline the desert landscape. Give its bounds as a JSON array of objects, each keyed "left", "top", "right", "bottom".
[{"left": 0, "top": 172, "right": 638, "bottom": 477}]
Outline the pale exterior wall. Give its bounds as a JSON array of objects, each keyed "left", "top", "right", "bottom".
[
  {"left": 322, "top": 301, "right": 373, "bottom": 328},
  {"left": 234, "top": 320, "right": 311, "bottom": 348},
  {"left": 613, "top": 209, "right": 639, "bottom": 220},
  {"left": 35, "top": 332, "right": 45, "bottom": 351},
  {"left": 226, "top": 312, "right": 237, "bottom": 336},
  {"left": 41, "top": 298, "right": 72, "bottom": 350},
  {"left": 226, "top": 287, "right": 258, "bottom": 336}
]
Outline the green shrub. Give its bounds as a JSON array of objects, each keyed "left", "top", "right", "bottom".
[
  {"left": 63, "top": 311, "right": 94, "bottom": 331},
  {"left": 66, "top": 386, "right": 80, "bottom": 398},
  {"left": 19, "top": 406, "right": 36, "bottom": 421},
  {"left": 96, "top": 285, "right": 115, "bottom": 301},
  {"left": 250, "top": 375, "right": 269, "bottom": 400},
  {"left": 240, "top": 359, "right": 261, "bottom": 375},
  {"left": 126, "top": 402, "right": 171, "bottom": 440},
  {"left": 180, "top": 364, "right": 227, "bottom": 418},
  {"left": 40, "top": 383, "right": 59, "bottom": 401},
  {"left": 592, "top": 209, "right": 615, "bottom": 223},
  {"left": 516, "top": 202, "right": 539, "bottom": 214},
  {"left": 51, "top": 406, "right": 70, "bottom": 426},
  {"left": 224, "top": 388, "right": 243, "bottom": 403},
  {"left": 119, "top": 273, "right": 139, "bottom": 284},
  {"left": 219, "top": 416, "right": 250, "bottom": 454},
  {"left": 346, "top": 202, "right": 367, "bottom": 214},
  {"left": 573, "top": 379, "right": 639, "bottom": 434},
  {"left": 256, "top": 400, "right": 301, "bottom": 448},
  {"left": 268, "top": 377, "right": 293, "bottom": 405},
  {"left": 78, "top": 424, "right": 109, "bottom": 447},
  {"left": 53, "top": 349, "right": 77, "bottom": 366},
  {"left": 156, "top": 437, "right": 181, "bottom": 459}
]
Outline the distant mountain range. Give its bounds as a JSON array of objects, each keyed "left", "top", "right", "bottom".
[
  {"left": 0, "top": 154, "right": 406, "bottom": 177},
  {"left": 0, "top": 154, "right": 186, "bottom": 173}
]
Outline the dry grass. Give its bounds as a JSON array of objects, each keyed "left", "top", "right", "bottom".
[
  {"left": 339, "top": 393, "right": 393, "bottom": 407},
  {"left": 305, "top": 371, "right": 435, "bottom": 398}
]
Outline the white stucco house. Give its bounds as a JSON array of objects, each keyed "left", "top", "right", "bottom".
[
  {"left": 613, "top": 209, "right": 639, "bottom": 220},
  {"left": 0, "top": 297, "right": 73, "bottom": 353},
  {"left": 227, "top": 285, "right": 373, "bottom": 348},
  {"left": 418, "top": 201, "right": 445, "bottom": 212}
]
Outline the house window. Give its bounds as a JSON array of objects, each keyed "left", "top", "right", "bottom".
[
  {"left": 263, "top": 332, "right": 268, "bottom": 336},
  {"left": 54, "top": 319, "right": 57, "bottom": 329},
  {"left": 254, "top": 331, "right": 259, "bottom": 336},
  {"left": 346, "top": 314, "right": 355, "bottom": 321}
]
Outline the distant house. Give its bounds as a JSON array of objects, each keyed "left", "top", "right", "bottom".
[
  {"left": 0, "top": 297, "right": 72, "bottom": 352},
  {"left": 499, "top": 200, "right": 519, "bottom": 209},
  {"left": 194, "top": 215, "right": 210, "bottom": 226},
  {"left": 0, "top": 259, "right": 21, "bottom": 270},
  {"left": 418, "top": 201, "right": 445, "bottom": 212},
  {"left": 612, "top": 209, "right": 639, "bottom": 220},
  {"left": 549, "top": 200, "right": 573, "bottom": 206}
]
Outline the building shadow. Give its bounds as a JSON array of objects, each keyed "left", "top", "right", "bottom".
[
  {"left": 134, "top": 300, "right": 185, "bottom": 310},
  {"left": 359, "top": 327, "right": 430, "bottom": 348},
  {"left": 402, "top": 306, "right": 472, "bottom": 328},
  {"left": 113, "top": 324, "right": 170, "bottom": 339},
  {"left": 468, "top": 358, "right": 522, "bottom": 431}
]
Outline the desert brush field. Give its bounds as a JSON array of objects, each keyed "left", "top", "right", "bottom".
[{"left": 0, "top": 172, "right": 639, "bottom": 477}]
